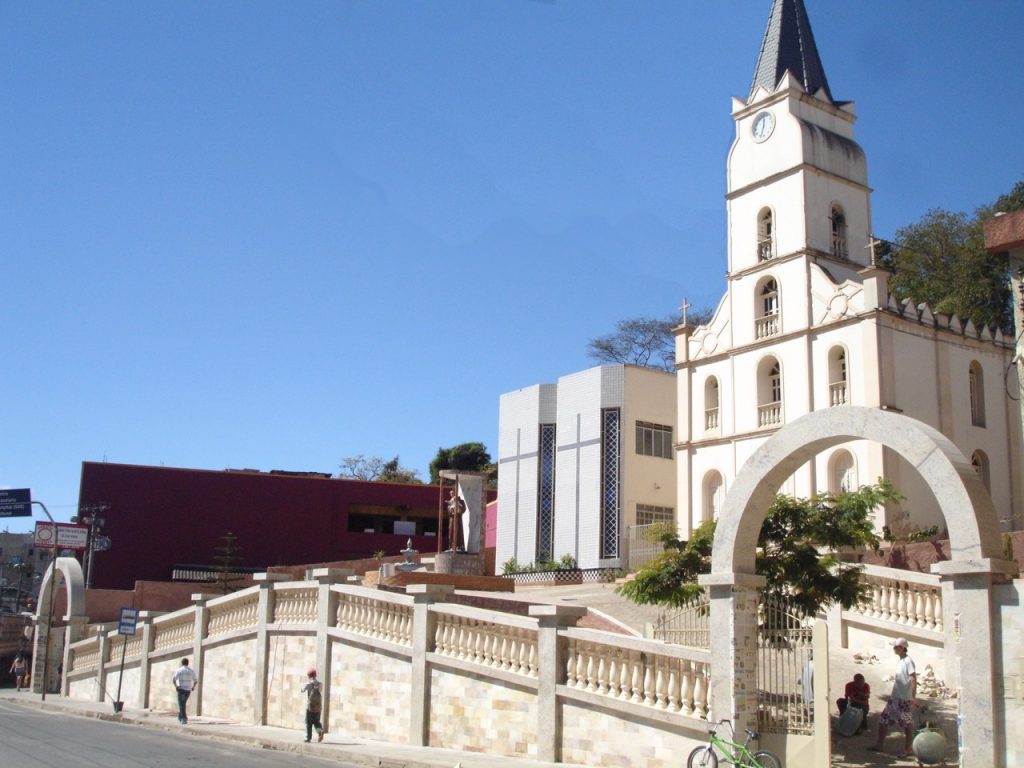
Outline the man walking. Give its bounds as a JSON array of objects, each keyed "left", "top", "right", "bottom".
[
  {"left": 172, "top": 658, "right": 198, "bottom": 724},
  {"left": 869, "top": 638, "right": 917, "bottom": 758},
  {"left": 302, "top": 668, "right": 325, "bottom": 743}
]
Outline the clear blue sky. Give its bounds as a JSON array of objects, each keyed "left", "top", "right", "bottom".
[{"left": 3, "top": 1, "right": 1023, "bottom": 533}]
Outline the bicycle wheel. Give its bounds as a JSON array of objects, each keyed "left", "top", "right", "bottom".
[
  {"left": 687, "top": 746, "right": 719, "bottom": 768},
  {"left": 751, "top": 750, "right": 782, "bottom": 768}
]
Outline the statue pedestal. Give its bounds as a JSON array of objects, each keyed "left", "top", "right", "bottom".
[{"left": 434, "top": 551, "right": 484, "bottom": 576}]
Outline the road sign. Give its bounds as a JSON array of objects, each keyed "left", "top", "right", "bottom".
[
  {"left": 118, "top": 607, "right": 139, "bottom": 637},
  {"left": 34, "top": 522, "right": 89, "bottom": 550},
  {"left": 0, "top": 488, "right": 31, "bottom": 517},
  {"left": 93, "top": 535, "right": 112, "bottom": 552}
]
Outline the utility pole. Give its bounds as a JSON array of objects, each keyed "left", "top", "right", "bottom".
[{"left": 71, "top": 503, "right": 109, "bottom": 589}]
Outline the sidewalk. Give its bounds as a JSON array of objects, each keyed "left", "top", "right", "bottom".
[{"left": 0, "top": 689, "right": 588, "bottom": 768}]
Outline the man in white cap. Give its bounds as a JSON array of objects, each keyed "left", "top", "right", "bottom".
[{"left": 869, "top": 637, "right": 916, "bottom": 757}]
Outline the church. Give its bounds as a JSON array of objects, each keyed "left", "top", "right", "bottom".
[{"left": 496, "top": 0, "right": 1022, "bottom": 572}]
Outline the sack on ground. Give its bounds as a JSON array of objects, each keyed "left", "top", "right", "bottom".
[{"left": 837, "top": 704, "right": 863, "bottom": 737}]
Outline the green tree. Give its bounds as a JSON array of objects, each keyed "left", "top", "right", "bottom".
[
  {"left": 338, "top": 455, "right": 422, "bottom": 484},
  {"left": 883, "top": 179, "right": 1024, "bottom": 331},
  {"left": 617, "top": 480, "right": 900, "bottom": 615},
  {"left": 587, "top": 308, "right": 713, "bottom": 372},
  {"left": 429, "top": 442, "right": 494, "bottom": 485},
  {"left": 211, "top": 531, "right": 245, "bottom": 595}
]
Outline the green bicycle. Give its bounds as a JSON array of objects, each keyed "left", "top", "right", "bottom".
[{"left": 687, "top": 719, "right": 782, "bottom": 768}]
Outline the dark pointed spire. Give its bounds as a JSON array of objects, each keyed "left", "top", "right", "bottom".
[{"left": 749, "top": 0, "right": 832, "bottom": 102}]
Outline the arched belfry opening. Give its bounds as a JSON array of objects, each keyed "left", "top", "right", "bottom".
[
  {"left": 32, "top": 557, "right": 87, "bottom": 695},
  {"left": 700, "top": 406, "right": 1014, "bottom": 768}
]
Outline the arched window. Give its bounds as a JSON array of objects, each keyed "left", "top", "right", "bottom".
[
  {"left": 757, "top": 208, "right": 774, "bottom": 261},
  {"left": 830, "top": 204, "right": 847, "bottom": 258},
  {"left": 704, "top": 376, "right": 720, "bottom": 431},
  {"left": 829, "top": 449, "right": 857, "bottom": 493},
  {"left": 755, "top": 277, "right": 780, "bottom": 338},
  {"left": 702, "top": 470, "right": 724, "bottom": 522},
  {"left": 969, "top": 361, "right": 986, "bottom": 427},
  {"left": 757, "top": 356, "right": 782, "bottom": 427},
  {"left": 971, "top": 450, "right": 990, "bottom": 491},
  {"left": 828, "top": 346, "right": 848, "bottom": 406}
]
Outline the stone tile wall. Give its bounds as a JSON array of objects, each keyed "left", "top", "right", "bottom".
[
  {"left": 428, "top": 666, "right": 536, "bottom": 758},
  {"left": 329, "top": 641, "right": 410, "bottom": 742},
  {"left": 560, "top": 700, "right": 703, "bottom": 766},
  {"left": 204, "top": 639, "right": 258, "bottom": 721}
]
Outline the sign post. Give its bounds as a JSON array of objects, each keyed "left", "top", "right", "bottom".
[
  {"left": 0, "top": 488, "right": 32, "bottom": 517},
  {"left": 113, "top": 607, "right": 138, "bottom": 713}
]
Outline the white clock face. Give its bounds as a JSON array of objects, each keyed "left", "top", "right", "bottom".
[{"left": 752, "top": 111, "right": 775, "bottom": 142}]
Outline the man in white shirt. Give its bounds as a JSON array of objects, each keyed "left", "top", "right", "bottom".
[
  {"left": 869, "top": 638, "right": 917, "bottom": 758},
  {"left": 172, "top": 658, "right": 199, "bottom": 724}
]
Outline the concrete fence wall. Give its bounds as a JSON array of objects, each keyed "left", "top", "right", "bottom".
[{"left": 62, "top": 570, "right": 709, "bottom": 767}]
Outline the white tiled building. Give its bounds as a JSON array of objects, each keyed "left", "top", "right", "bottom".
[
  {"left": 497, "top": 365, "right": 675, "bottom": 570},
  {"left": 496, "top": 0, "right": 1023, "bottom": 572}
]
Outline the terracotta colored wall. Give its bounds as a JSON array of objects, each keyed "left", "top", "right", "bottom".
[{"left": 77, "top": 462, "right": 495, "bottom": 590}]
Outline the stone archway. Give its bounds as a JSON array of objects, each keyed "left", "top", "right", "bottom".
[
  {"left": 31, "top": 557, "right": 87, "bottom": 695},
  {"left": 700, "top": 406, "right": 1016, "bottom": 768}
]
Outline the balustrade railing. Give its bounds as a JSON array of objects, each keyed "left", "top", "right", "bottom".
[
  {"left": 209, "top": 591, "right": 260, "bottom": 636},
  {"left": 758, "top": 402, "right": 782, "bottom": 428},
  {"left": 705, "top": 407, "right": 719, "bottom": 431},
  {"left": 755, "top": 315, "right": 780, "bottom": 339},
  {"left": 432, "top": 610, "right": 538, "bottom": 677},
  {"left": 829, "top": 381, "right": 848, "bottom": 406},
  {"left": 563, "top": 630, "right": 710, "bottom": 718},
  {"left": 152, "top": 614, "right": 195, "bottom": 652},
  {"left": 272, "top": 587, "right": 318, "bottom": 625},
  {"left": 335, "top": 591, "right": 413, "bottom": 646},
  {"left": 70, "top": 642, "right": 101, "bottom": 673},
  {"left": 847, "top": 565, "right": 943, "bottom": 634}
]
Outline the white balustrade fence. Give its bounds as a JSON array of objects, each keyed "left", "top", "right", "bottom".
[{"left": 59, "top": 573, "right": 711, "bottom": 767}]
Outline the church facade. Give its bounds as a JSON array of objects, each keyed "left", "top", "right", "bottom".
[{"left": 497, "top": 0, "right": 1022, "bottom": 571}]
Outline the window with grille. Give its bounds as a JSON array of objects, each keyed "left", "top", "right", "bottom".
[
  {"left": 601, "top": 408, "right": 621, "bottom": 559},
  {"left": 536, "top": 423, "right": 556, "bottom": 562},
  {"left": 636, "top": 504, "right": 674, "bottom": 526},
  {"left": 636, "top": 421, "right": 674, "bottom": 459}
]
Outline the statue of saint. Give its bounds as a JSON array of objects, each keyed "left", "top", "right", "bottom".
[{"left": 446, "top": 490, "right": 466, "bottom": 551}]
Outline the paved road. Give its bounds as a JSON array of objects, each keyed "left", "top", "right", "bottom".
[{"left": 0, "top": 699, "right": 347, "bottom": 768}]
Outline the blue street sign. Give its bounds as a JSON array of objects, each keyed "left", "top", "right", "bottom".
[
  {"left": 118, "top": 607, "right": 139, "bottom": 637},
  {"left": 0, "top": 488, "right": 31, "bottom": 517}
]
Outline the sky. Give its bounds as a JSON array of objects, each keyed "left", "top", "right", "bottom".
[{"left": 2, "top": 0, "right": 1023, "bottom": 535}]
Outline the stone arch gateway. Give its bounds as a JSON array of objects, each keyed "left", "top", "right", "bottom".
[
  {"left": 31, "top": 557, "right": 87, "bottom": 695},
  {"left": 700, "top": 406, "right": 1016, "bottom": 768}
]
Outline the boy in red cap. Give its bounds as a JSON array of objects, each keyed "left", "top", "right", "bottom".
[{"left": 301, "top": 667, "right": 324, "bottom": 742}]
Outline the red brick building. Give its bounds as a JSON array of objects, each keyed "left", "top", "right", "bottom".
[{"left": 77, "top": 462, "right": 478, "bottom": 590}]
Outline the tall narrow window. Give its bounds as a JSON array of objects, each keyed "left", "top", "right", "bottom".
[
  {"left": 704, "top": 376, "right": 720, "bottom": 431},
  {"left": 969, "top": 361, "right": 986, "bottom": 427},
  {"left": 829, "top": 450, "right": 856, "bottom": 493},
  {"left": 536, "top": 424, "right": 556, "bottom": 562},
  {"left": 600, "top": 408, "right": 621, "bottom": 559},
  {"left": 971, "top": 450, "right": 990, "bottom": 492},
  {"left": 828, "top": 346, "right": 848, "bottom": 406},
  {"left": 758, "top": 208, "right": 774, "bottom": 261},
  {"left": 756, "top": 278, "right": 780, "bottom": 339},
  {"left": 703, "top": 471, "right": 724, "bottom": 522},
  {"left": 830, "top": 204, "right": 847, "bottom": 258},
  {"left": 758, "top": 356, "right": 783, "bottom": 427}
]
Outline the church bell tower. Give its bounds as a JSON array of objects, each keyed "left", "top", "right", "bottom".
[{"left": 726, "top": 0, "right": 871, "bottom": 277}]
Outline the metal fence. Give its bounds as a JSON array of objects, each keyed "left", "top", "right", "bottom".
[
  {"left": 627, "top": 524, "right": 663, "bottom": 571},
  {"left": 757, "top": 595, "right": 814, "bottom": 735},
  {"left": 650, "top": 593, "right": 710, "bottom": 649},
  {"left": 501, "top": 567, "right": 624, "bottom": 585}
]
